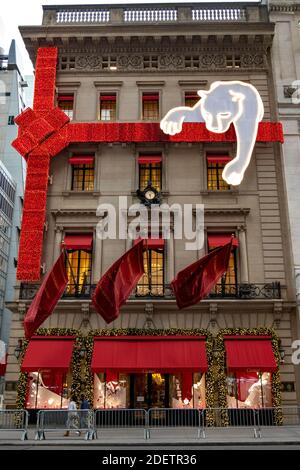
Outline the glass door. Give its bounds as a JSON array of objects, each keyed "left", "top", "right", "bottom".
[{"left": 131, "top": 373, "right": 169, "bottom": 409}]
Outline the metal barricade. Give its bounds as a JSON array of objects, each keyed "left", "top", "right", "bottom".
[
  {"left": 35, "top": 409, "right": 95, "bottom": 440},
  {"left": 94, "top": 409, "right": 148, "bottom": 439},
  {"left": 255, "top": 406, "right": 300, "bottom": 438},
  {"left": 148, "top": 408, "right": 203, "bottom": 439},
  {"left": 204, "top": 408, "right": 260, "bottom": 438},
  {"left": 0, "top": 409, "right": 29, "bottom": 440}
]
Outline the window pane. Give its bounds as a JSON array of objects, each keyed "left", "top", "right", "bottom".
[
  {"left": 137, "top": 249, "right": 164, "bottom": 296},
  {"left": 139, "top": 163, "right": 162, "bottom": 191},
  {"left": 72, "top": 164, "right": 94, "bottom": 191},
  {"left": 207, "top": 162, "right": 230, "bottom": 191},
  {"left": 100, "top": 100, "right": 116, "bottom": 121},
  {"left": 58, "top": 101, "right": 74, "bottom": 120},
  {"left": 142, "top": 100, "right": 159, "bottom": 120},
  {"left": 227, "top": 372, "right": 272, "bottom": 409},
  {"left": 26, "top": 370, "right": 71, "bottom": 409},
  {"left": 66, "top": 249, "right": 92, "bottom": 295}
]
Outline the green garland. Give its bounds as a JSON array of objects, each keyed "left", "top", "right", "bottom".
[
  {"left": 215, "top": 328, "right": 282, "bottom": 425},
  {"left": 88, "top": 328, "right": 214, "bottom": 410}
]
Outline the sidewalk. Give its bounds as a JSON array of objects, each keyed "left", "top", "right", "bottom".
[{"left": 1, "top": 426, "right": 300, "bottom": 446}]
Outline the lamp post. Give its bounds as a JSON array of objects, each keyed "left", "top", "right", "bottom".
[{"left": 14, "top": 339, "right": 23, "bottom": 361}]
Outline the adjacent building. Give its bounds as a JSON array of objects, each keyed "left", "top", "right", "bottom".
[
  {"left": 269, "top": 0, "right": 300, "bottom": 388},
  {"left": 4, "top": 2, "right": 299, "bottom": 416}
]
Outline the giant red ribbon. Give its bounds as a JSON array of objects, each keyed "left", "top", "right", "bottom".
[{"left": 12, "top": 47, "right": 284, "bottom": 281}]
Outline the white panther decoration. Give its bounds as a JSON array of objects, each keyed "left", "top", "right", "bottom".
[{"left": 160, "top": 81, "right": 264, "bottom": 186}]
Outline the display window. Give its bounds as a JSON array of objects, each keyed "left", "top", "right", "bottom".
[
  {"left": 171, "top": 373, "right": 206, "bottom": 409},
  {"left": 226, "top": 371, "right": 272, "bottom": 408},
  {"left": 26, "top": 369, "right": 72, "bottom": 409},
  {"left": 94, "top": 373, "right": 130, "bottom": 409}
]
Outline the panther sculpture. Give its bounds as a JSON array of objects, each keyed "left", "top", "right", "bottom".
[{"left": 160, "top": 81, "right": 264, "bottom": 186}]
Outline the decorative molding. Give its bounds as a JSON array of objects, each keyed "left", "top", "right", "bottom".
[
  {"left": 201, "top": 207, "right": 250, "bottom": 216},
  {"left": 93, "top": 81, "right": 123, "bottom": 87},
  {"left": 270, "top": 4, "right": 300, "bottom": 13},
  {"left": 51, "top": 209, "right": 97, "bottom": 216},
  {"left": 283, "top": 85, "right": 298, "bottom": 98},
  {"left": 178, "top": 80, "right": 208, "bottom": 87},
  {"left": 56, "top": 81, "right": 81, "bottom": 88},
  {"left": 136, "top": 80, "right": 166, "bottom": 86}
]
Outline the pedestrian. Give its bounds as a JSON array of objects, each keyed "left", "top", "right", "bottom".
[
  {"left": 64, "top": 396, "right": 80, "bottom": 436},
  {"left": 80, "top": 394, "right": 90, "bottom": 430}
]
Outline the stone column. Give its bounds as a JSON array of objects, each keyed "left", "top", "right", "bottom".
[
  {"left": 167, "top": 230, "right": 175, "bottom": 284},
  {"left": 238, "top": 226, "right": 249, "bottom": 283},
  {"left": 93, "top": 233, "right": 103, "bottom": 283},
  {"left": 54, "top": 226, "right": 63, "bottom": 260}
]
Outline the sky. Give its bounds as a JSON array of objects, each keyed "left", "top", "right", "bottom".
[{"left": 0, "top": 0, "right": 262, "bottom": 75}]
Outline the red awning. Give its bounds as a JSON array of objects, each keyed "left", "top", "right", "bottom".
[
  {"left": 91, "top": 336, "right": 208, "bottom": 373},
  {"left": 143, "top": 94, "right": 159, "bottom": 101},
  {"left": 224, "top": 336, "right": 277, "bottom": 372},
  {"left": 134, "top": 238, "right": 165, "bottom": 249},
  {"left": 58, "top": 95, "right": 74, "bottom": 102},
  {"left": 208, "top": 234, "right": 239, "bottom": 248},
  {"left": 68, "top": 156, "right": 94, "bottom": 165},
  {"left": 21, "top": 337, "right": 75, "bottom": 372},
  {"left": 63, "top": 234, "right": 93, "bottom": 250},
  {"left": 100, "top": 95, "right": 116, "bottom": 101},
  {"left": 207, "top": 155, "right": 231, "bottom": 164},
  {"left": 138, "top": 156, "right": 162, "bottom": 164}
]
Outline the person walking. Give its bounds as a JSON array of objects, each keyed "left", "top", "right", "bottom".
[
  {"left": 80, "top": 394, "right": 90, "bottom": 430},
  {"left": 64, "top": 396, "right": 80, "bottom": 436}
]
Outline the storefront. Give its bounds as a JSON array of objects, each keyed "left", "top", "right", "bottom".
[
  {"left": 91, "top": 336, "right": 208, "bottom": 409},
  {"left": 224, "top": 336, "right": 277, "bottom": 409},
  {"left": 21, "top": 337, "right": 75, "bottom": 409}
]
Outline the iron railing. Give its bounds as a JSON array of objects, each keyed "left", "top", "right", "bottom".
[{"left": 19, "top": 282, "right": 282, "bottom": 301}]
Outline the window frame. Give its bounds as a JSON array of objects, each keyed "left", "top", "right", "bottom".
[
  {"left": 71, "top": 162, "right": 95, "bottom": 191},
  {"left": 57, "top": 93, "right": 75, "bottom": 120},
  {"left": 138, "top": 161, "right": 162, "bottom": 192},
  {"left": 99, "top": 92, "right": 117, "bottom": 121},
  {"left": 136, "top": 247, "right": 165, "bottom": 297},
  {"left": 141, "top": 91, "right": 160, "bottom": 121}
]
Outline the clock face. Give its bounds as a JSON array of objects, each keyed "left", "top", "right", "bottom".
[{"left": 145, "top": 189, "right": 156, "bottom": 200}]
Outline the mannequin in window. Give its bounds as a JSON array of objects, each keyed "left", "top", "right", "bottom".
[{"left": 244, "top": 372, "right": 271, "bottom": 408}]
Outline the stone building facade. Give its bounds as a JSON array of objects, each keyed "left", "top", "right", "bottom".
[{"left": 4, "top": 2, "right": 299, "bottom": 413}]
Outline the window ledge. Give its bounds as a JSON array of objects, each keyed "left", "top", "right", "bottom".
[
  {"left": 201, "top": 189, "right": 238, "bottom": 196},
  {"left": 62, "top": 190, "right": 100, "bottom": 197}
]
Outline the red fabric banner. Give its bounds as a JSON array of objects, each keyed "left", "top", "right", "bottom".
[
  {"left": 92, "top": 239, "right": 145, "bottom": 323},
  {"left": 23, "top": 253, "right": 68, "bottom": 339},
  {"left": 171, "top": 241, "right": 232, "bottom": 309}
]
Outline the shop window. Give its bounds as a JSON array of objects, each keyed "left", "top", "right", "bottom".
[
  {"left": 142, "top": 92, "right": 159, "bottom": 120},
  {"left": 226, "top": 372, "right": 272, "bottom": 409},
  {"left": 184, "top": 91, "right": 199, "bottom": 107},
  {"left": 208, "top": 234, "right": 238, "bottom": 295},
  {"left": 136, "top": 245, "right": 164, "bottom": 297},
  {"left": 207, "top": 154, "right": 231, "bottom": 191},
  {"left": 26, "top": 370, "right": 72, "bottom": 409},
  {"left": 138, "top": 155, "right": 162, "bottom": 191},
  {"left": 99, "top": 93, "right": 117, "bottom": 121},
  {"left": 93, "top": 373, "right": 130, "bottom": 409},
  {"left": 171, "top": 373, "right": 206, "bottom": 409},
  {"left": 69, "top": 155, "right": 95, "bottom": 191},
  {"left": 65, "top": 248, "right": 92, "bottom": 297},
  {"left": 58, "top": 94, "right": 74, "bottom": 119}
]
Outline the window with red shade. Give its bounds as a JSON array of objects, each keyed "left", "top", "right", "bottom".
[
  {"left": 138, "top": 154, "right": 162, "bottom": 191},
  {"left": 99, "top": 93, "right": 117, "bottom": 121},
  {"left": 184, "top": 91, "right": 199, "bottom": 107},
  {"left": 207, "top": 153, "right": 231, "bottom": 191},
  {"left": 57, "top": 94, "right": 74, "bottom": 120},
  {"left": 142, "top": 92, "right": 159, "bottom": 120}
]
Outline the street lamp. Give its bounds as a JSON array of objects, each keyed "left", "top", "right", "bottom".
[{"left": 14, "top": 339, "right": 23, "bottom": 360}]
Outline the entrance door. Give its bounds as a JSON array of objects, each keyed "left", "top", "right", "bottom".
[{"left": 131, "top": 373, "right": 169, "bottom": 409}]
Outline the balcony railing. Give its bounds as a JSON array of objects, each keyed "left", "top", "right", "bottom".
[
  {"left": 42, "top": 4, "right": 268, "bottom": 26},
  {"left": 19, "top": 282, "right": 282, "bottom": 301}
]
